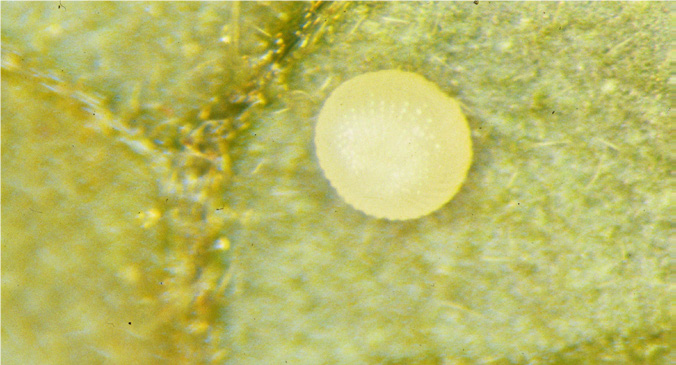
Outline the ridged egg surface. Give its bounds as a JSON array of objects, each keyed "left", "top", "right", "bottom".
[{"left": 314, "top": 70, "right": 472, "bottom": 220}]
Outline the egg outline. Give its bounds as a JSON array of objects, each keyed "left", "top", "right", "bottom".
[{"left": 314, "top": 69, "right": 473, "bottom": 220}]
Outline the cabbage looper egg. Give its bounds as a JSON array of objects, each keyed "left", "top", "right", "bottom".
[{"left": 314, "top": 70, "right": 472, "bottom": 220}]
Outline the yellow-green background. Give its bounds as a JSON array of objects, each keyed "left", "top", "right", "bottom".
[{"left": 2, "top": 2, "right": 670, "bottom": 364}]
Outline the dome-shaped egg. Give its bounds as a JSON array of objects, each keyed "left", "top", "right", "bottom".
[{"left": 314, "top": 70, "right": 472, "bottom": 220}]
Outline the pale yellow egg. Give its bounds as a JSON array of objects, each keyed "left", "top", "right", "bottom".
[{"left": 314, "top": 70, "right": 472, "bottom": 220}]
